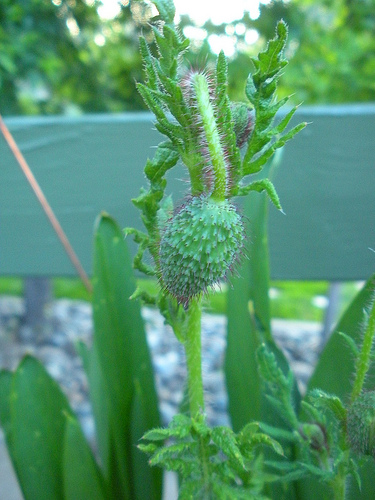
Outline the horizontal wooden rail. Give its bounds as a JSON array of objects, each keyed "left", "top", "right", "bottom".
[{"left": 1, "top": 105, "right": 374, "bottom": 280}]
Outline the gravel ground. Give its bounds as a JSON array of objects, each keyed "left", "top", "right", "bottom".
[
  {"left": 0, "top": 295, "right": 323, "bottom": 500},
  {"left": 0, "top": 296, "right": 322, "bottom": 441}
]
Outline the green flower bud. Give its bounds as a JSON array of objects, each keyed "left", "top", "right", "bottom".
[
  {"left": 347, "top": 391, "right": 375, "bottom": 458},
  {"left": 299, "top": 423, "right": 328, "bottom": 452},
  {"left": 230, "top": 102, "right": 254, "bottom": 148},
  {"left": 159, "top": 195, "right": 245, "bottom": 306}
]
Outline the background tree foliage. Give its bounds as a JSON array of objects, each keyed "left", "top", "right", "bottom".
[{"left": 0, "top": 0, "right": 374, "bottom": 116}]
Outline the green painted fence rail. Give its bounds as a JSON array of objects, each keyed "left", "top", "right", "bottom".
[{"left": 1, "top": 104, "right": 374, "bottom": 281}]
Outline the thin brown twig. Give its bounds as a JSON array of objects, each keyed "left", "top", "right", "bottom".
[{"left": 0, "top": 114, "right": 92, "bottom": 294}]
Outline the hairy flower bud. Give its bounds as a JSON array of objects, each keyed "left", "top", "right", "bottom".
[
  {"left": 299, "top": 423, "right": 328, "bottom": 452},
  {"left": 230, "top": 102, "right": 254, "bottom": 148},
  {"left": 159, "top": 195, "right": 245, "bottom": 306},
  {"left": 347, "top": 391, "right": 375, "bottom": 458}
]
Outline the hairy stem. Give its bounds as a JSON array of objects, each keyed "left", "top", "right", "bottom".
[
  {"left": 184, "top": 297, "right": 205, "bottom": 417},
  {"left": 351, "top": 296, "right": 375, "bottom": 402},
  {"left": 192, "top": 73, "right": 227, "bottom": 201},
  {"left": 331, "top": 456, "right": 348, "bottom": 500}
]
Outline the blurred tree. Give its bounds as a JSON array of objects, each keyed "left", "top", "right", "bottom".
[
  {"left": 1, "top": 0, "right": 373, "bottom": 116},
  {"left": 0, "top": 0, "right": 148, "bottom": 115},
  {"left": 249, "top": 0, "right": 375, "bottom": 104},
  {"left": 178, "top": 0, "right": 375, "bottom": 104}
]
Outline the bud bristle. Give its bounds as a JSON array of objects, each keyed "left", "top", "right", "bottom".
[{"left": 347, "top": 391, "right": 375, "bottom": 458}]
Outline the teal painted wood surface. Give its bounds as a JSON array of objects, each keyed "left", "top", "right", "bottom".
[{"left": 1, "top": 105, "right": 374, "bottom": 279}]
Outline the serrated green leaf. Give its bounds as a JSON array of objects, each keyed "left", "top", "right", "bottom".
[
  {"left": 248, "top": 432, "right": 284, "bottom": 456},
  {"left": 266, "top": 461, "right": 309, "bottom": 482},
  {"left": 258, "top": 422, "right": 300, "bottom": 443},
  {"left": 241, "top": 20, "right": 304, "bottom": 185},
  {"left": 169, "top": 413, "right": 192, "bottom": 429},
  {"left": 139, "top": 37, "right": 159, "bottom": 90},
  {"left": 245, "top": 76, "right": 257, "bottom": 104},
  {"left": 257, "top": 20, "right": 287, "bottom": 75},
  {"left": 138, "top": 443, "right": 158, "bottom": 454},
  {"left": 257, "top": 344, "right": 299, "bottom": 429},
  {"left": 143, "top": 427, "right": 172, "bottom": 441},
  {"left": 149, "top": 441, "right": 197, "bottom": 467},
  {"left": 273, "top": 105, "right": 299, "bottom": 135},
  {"left": 216, "top": 50, "right": 227, "bottom": 90},
  {"left": 152, "top": 0, "right": 175, "bottom": 24},
  {"left": 144, "top": 141, "right": 179, "bottom": 182},
  {"left": 238, "top": 179, "right": 282, "bottom": 210},
  {"left": 308, "top": 389, "right": 347, "bottom": 424},
  {"left": 240, "top": 421, "right": 260, "bottom": 437},
  {"left": 243, "top": 121, "right": 306, "bottom": 176},
  {"left": 211, "top": 427, "right": 245, "bottom": 468}
]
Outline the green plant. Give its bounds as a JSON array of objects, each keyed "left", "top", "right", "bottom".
[
  {"left": 123, "top": 0, "right": 305, "bottom": 496},
  {"left": 1, "top": 1, "right": 375, "bottom": 499}
]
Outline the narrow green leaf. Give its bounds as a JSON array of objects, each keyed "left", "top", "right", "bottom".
[
  {"left": 0, "top": 370, "right": 12, "bottom": 441},
  {"left": 9, "top": 356, "right": 74, "bottom": 500},
  {"left": 299, "top": 273, "right": 375, "bottom": 500},
  {"left": 225, "top": 159, "right": 299, "bottom": 499},
  {"left": 308, "top": 273, "right": 375, "bottom": 397},
  {"left": 92, "top": 213, "right": 162, "bottom": 500},
  {"left": 63, "top": 415, "right": 108, "bottom": 500},
  {"left": 226, "top": 162, "right": 274, "bottom": 429},
  {"left": 0, "top": 370, "right": 18, "bottom": 477},
  {"left": 77, "top": 340, "right": 111, "bottom": 477},
  {"left": 337, "top": 331, "right": 360, "bottom": 357}
]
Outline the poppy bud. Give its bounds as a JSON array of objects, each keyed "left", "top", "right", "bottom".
[{"left": 159, "top": 195, "right": 245, "bottom": 307}]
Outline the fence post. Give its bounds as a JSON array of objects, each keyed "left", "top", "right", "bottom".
[{"left": 20, "top": 277, "right": 52, "bottom": 342}]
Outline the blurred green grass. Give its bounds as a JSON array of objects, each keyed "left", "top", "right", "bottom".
[{"left": 0, "top": 277, "right": 361, "bottom": 321}]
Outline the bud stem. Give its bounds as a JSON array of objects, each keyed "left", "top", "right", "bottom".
[
  {"left": 192, "top": 73, "right": 227, "bottom": 201},
  {"left": 331, "top": 456, "right": 348, "bottom": 500},
  {"left": 184, "top": 296, "right": 205, "bottom": 417},
  {"left": 351, "top": 296, "right": 375, "bottom": 402}
]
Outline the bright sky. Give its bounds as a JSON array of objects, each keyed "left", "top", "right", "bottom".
[
  {"left": 173, "top": 0, "right": 264, "bottom": 25},
  {"left": 96, "top": 0, "right": 268, "bottom": 55},
  {"left": 98, "top": 0, "right": 267, "bottom": 25}
]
